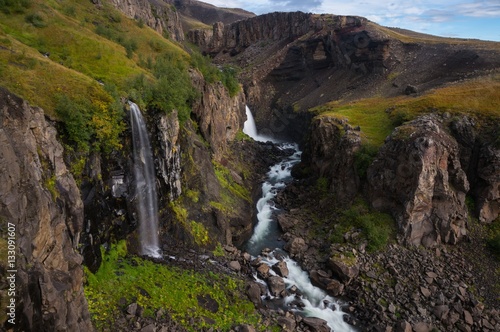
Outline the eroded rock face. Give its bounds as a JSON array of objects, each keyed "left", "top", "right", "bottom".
[
  {"left": 475, "top": 145, "right": 500, "bottom": 223},
  {"left": 109, "top": 0, "right": 184, "bottom": 41},
  {"left": 190, "top": 69, "right": 246, "bottom": 160},
  {"left": 367, "top": 115, "right": 469, "bottom": 247},
  {"left": 301, "top": 116, "right": 361, "bottom": 205},
  {"left": 156, "top": 110, "right": 182, "bottom": 201},
  {"left": 0, "top": 88, "right": 92, "bottom": 330}
]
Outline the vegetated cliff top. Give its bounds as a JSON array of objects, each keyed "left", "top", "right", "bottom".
[{"left": 189, "top": 11, "right": 500, "bottom": 143}]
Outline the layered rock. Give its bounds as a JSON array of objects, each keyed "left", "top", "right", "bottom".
[
  {"left": 0, "top": 88, "right": 92, "bottom": 330},
  {"left": 109, "top": 0, "right": 184, "bottom": 41},
  {"left": 300, "top": 116, "right": 361, "bottom": 205},
  {"left": 156, "top": 110, "right": 182, "bottom": 201},
  {"left": 190, "top": 69, "right": 246, "bottom": 160},
  {"left": 367, "top": 115, "right": 469, "bottom": 247}
]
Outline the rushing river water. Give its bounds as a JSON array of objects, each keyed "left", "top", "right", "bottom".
[{"left": 243, "top": 107, "right": 356, "bottom": 332}]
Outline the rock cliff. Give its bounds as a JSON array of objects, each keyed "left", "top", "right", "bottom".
[
  {"left": 108, "top": 0, "right": 184, "bottom": 41},
  {"left": 0, "top": 88, "right": 92, "bottom": 331},
  {"left": 299, "top": 116, "right": 361, "bottom": 205},
  {"left": 367, "top": 115, "right": 469, "bottom": 247}
]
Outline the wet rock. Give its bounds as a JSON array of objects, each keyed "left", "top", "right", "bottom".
[
  {"left": 302, "top": 316, "right": 330, "bottom": 332},
  {"left": 256, "top": 263, "right": 270, "bottom": 279},
  {"left": 272, "top": 261, "right": 289, "bottom": 277},
  {"left": 267, "top": 276, "right": 286, "bottom": 297}
]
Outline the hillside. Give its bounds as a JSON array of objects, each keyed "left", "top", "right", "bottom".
[{"left": 0, "top": 1, "right": 499, "bottom": 332}]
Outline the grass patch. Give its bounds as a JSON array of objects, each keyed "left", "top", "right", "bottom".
[
  {"left": 85, "top": 241, "right": 260, "bottom": 331},
  {"left": 170, "top": 200, "right": 210, "bottom": 246},
  {"left": 234, "top": 129, "right": 251, "bottom": 142},
  {"left": 330, "top": 198, "right": 396, "bottom": 252},
  {"left": 312, "top": 74, "right": 500, "bottom": 147},
  {"left": 213, "top": 161, "right": 251, "bottom": 203}
]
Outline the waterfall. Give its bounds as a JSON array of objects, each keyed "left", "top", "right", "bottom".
[
  {"left": 129, "top": 102, "right": 161, "bottom": 258},
  {"left": 246, "top": 143, "right": 357, "bottom": 332},
  {"left": 243, "top": 106, "right": 275, "bottom": 143}
]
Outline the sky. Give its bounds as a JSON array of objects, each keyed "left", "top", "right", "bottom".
[{"left": 200, "top": 0, "right": 500, "bottom": 42}]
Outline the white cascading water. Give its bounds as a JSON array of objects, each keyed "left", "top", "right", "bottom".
[
  {"left": 244, "top": 106, "right": 356, "bottom": 332},
  {"left": 243, "top": 105, "right": 275, "bottom": 143},
  {"left": 129, "top": 102, "right": 161, "bottom": 258}
]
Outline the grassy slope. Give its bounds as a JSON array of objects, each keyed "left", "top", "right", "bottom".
[
  {"left": 313, "top": 74, "right": 500, "bottom": 147},
  {"left": 0, "top": 0, "right": 187, "bottom": 117}
]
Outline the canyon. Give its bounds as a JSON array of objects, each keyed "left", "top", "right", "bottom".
[{"left": 0, "top": 0, "right": 499, "bottom": 331}]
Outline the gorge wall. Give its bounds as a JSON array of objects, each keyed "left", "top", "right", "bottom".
[{"left": 0, "top": 88, "right": 92, "bottom": 331}]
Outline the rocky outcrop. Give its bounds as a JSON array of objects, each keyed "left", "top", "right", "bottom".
[
  {"left": 0, "top": 88, "right": 92, "bottom": 330},
  {"left": 474, "top": 145, "right": 499, "bottom": 223},
  {"left": 156, "top": 110, "right": 182, "bottom": 201},
  {"left": 300, "top": 116, "right": 362, "bottom": 205},
  {"left": 108, "top": 0, "right": 184, "bottom": 41},
  {"left": 190, "top": 69, "right": 246, "bottom": 160},
  {"left": 367, "top": 115, "right": 469, "bottom": 247}
]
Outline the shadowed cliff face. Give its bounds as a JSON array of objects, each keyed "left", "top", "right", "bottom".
[
  {"left": 0, "top": 88, "right": 92, "bottom": 331},
  {"left": 189, "top": 12, "right": 500, "bottom": 143}
]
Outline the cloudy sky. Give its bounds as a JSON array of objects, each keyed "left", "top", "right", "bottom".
[{"left": 200, "top": 0, "right": 500, "bottom": 41}]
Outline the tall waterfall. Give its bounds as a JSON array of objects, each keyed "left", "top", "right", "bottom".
[
  {"left": 129, "top": 102, "right": 161, "bottom": 258},
  {"left": 243, "top": 106, "right": 275, "bottom": 143}
]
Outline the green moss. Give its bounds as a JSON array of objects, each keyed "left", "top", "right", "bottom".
[
  {"left": 84, "top": 241, "right": 260, "bottom": 331},
  {"left": 330, "top": 198, "right": 396, "bottom": 252},
  {"left": 44, "top": 174, "right": 59, "bottom": 201},
  {"left": 234, "top": 129, "right": 251, "bottom": 142},
  {"left": 212, "top": 243, "right": 225, "bottom": 257},
  {"left": 213, "top": 161, "right": 250, "bottom": 203}
]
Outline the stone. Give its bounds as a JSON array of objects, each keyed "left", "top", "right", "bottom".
[
  {"left": 464, "top": 310, "right": 473, "bottom": 325},
  {"left": 326, "top": 279, "right": 345, "bottom": 296},
  {"left": 127, "top": 303, "right": 138, "bottom": 316},
  {"left": 302, "top": 317, "right": 330, "bottom": 332},
  {"left": 413, "top": 322, "right": 430, "bottom": 332},
  {"left": 404, "top": 84, "right": 418, "bottom": 95},
  {"left": 238, "top": 324, "right": 256, "bottom": 332},
  {"left": 328, "top": 256, "right": 359, "bottom": 284},
  {"left": 140, "top": 324, "right": 156, "bottom": 332},
  {"left": 246, "top": 282, "right": 263, "bottom": 307},
  {"left": 284, "top": 237, "right": 308, "bottom": 256},
  {"left": 420, "top": 287, "right": 431, "bottom": 298},
  {"left": 367, "top": 114, "right": 469, "bottom": 247},
  {"left": 394, "top": 320, "right": 411, "bottom": 332},
  {"left": 277, "top": 316, "right": 296, "bottom": 331},
  {"left": 433, "top": 305, "right": 449, "bottom": 320},
  {"left": 256, "top": 263, "right": 270, "bottom": 279},
  {"left": 272, "top": 261, "right": 289, "bottom": 277},
  {"left": 229, "top": 260, "right": 241, "bottom": 272},
  {"left": 267, "top": 276, "right": 286, "bottom": 297}
]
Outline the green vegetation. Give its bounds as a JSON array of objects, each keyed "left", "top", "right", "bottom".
[
  {"left": 354, "top": 144, "right": 378, "bottom": 179},
  {"left": 235, "top": 129, "right": 251, "bottom": 141},
  {"left": 43, "top": 174, "right": 58, "bottom": 201},
  {"left": 312, "top": 74, "right": 500, "bottom": 147},
  {"left": 85, "top": 241, "right": 260, "bottom": 331},
  {"left": 190, "top": 52, "right": 241, "bottom": 97},
  {"left": 170, "top": 200, "right": 210, "bottom": 246},
  {"left": 330, "top": 198, "right": 396, "bottom": 252},
  {"left": 128, "top": 53, "right": 196, "bottom": 122},
  {"left": 213, "top": 161, "right": 251, "bottom": 203}
]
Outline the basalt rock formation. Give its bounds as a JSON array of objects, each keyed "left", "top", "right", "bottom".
[
  {"left": 367, "top": 115, "right": 470, "bottom": 247},
  {"left": 0, "top": 88, "right": 92, "bottom": 331},
  {"left": 299, "top": 116, "right": 362, "bottom": 205}
]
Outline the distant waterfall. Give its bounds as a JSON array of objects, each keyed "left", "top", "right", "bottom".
[
  {"left": 129, "top": 102, "right": 161, "bottom": 258},
  {"left": 243, "top": 106, "right": 275, "bottom": 143}
]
